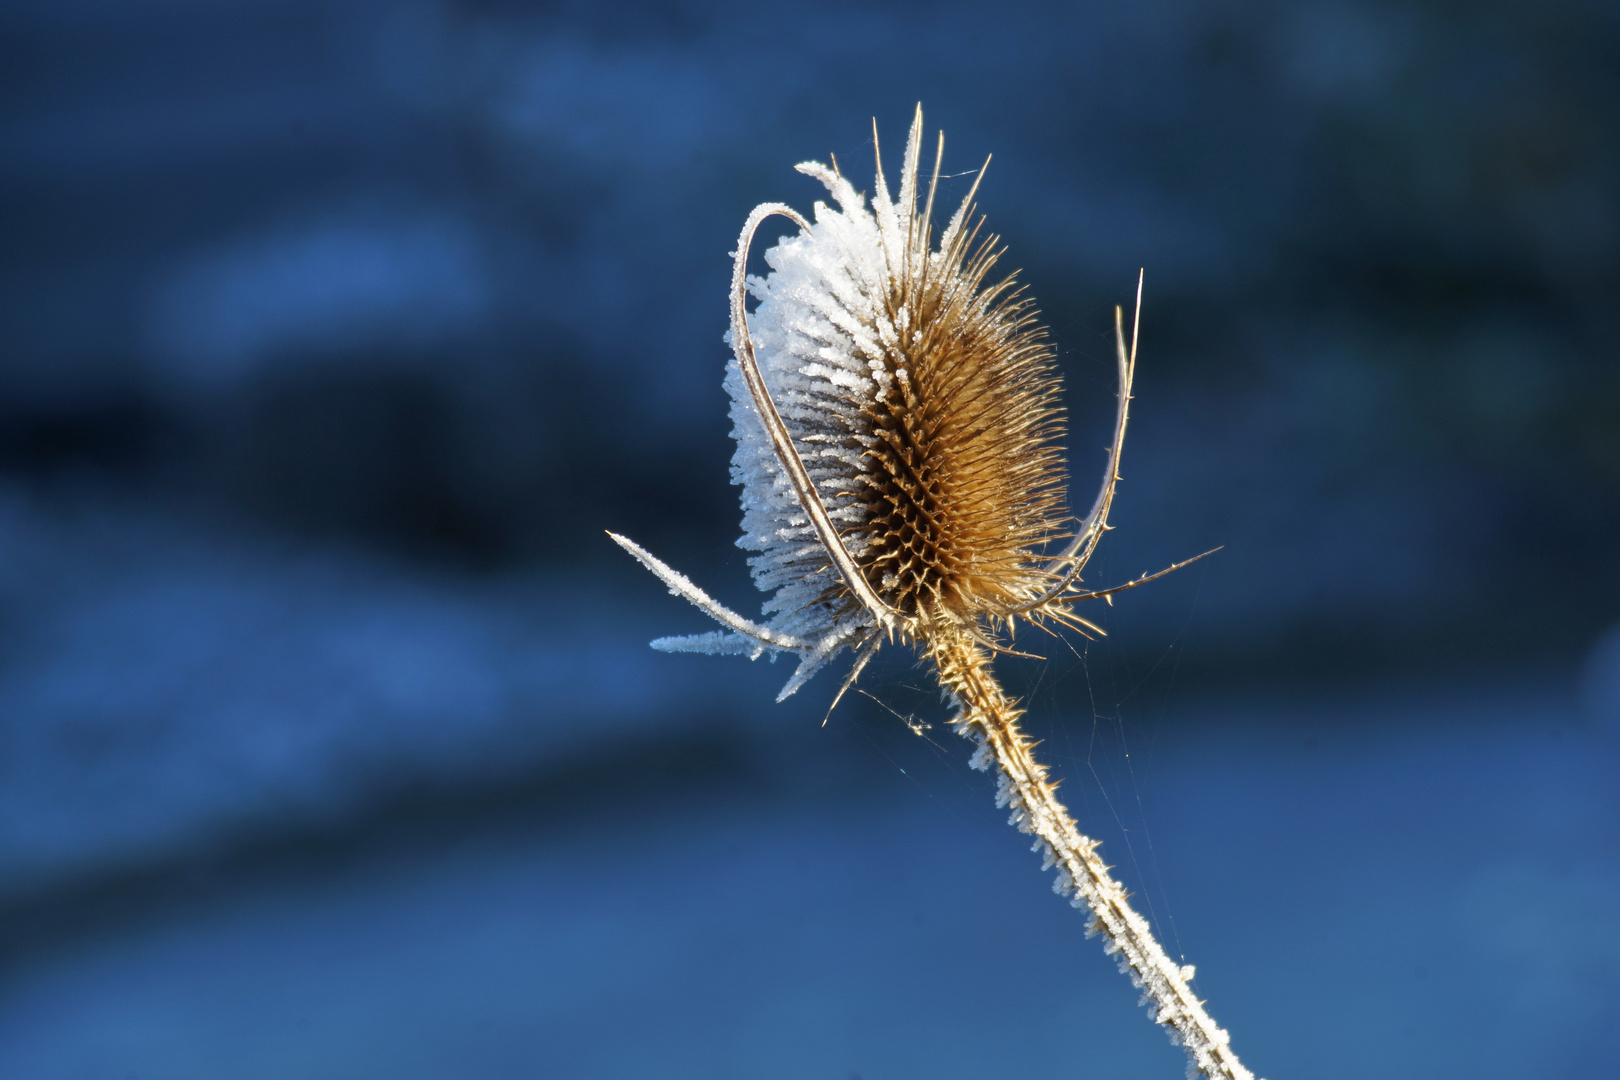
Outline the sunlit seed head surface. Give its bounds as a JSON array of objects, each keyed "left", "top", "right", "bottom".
[{"left": 729, "top": 111, "right": 1069, "bottom": 647}]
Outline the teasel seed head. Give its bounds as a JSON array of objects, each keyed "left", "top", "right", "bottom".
[
  {"left": 729, "top": 110, "right": 1069, "bottom": 644},
  {"left": 608, "top": 108, "right": 1257, "bottom": 1080},
  {"left": 612, "top": 105, "right": 1194, "bottom": 701}
]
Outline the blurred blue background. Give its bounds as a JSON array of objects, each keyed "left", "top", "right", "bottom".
[{"left": 1, "top": 1, "right": 1617, "bottom": 1077}]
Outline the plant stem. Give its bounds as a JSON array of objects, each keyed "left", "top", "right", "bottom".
[{"left": 929, "top": 624, "right": 1260, "bottom": 1080}]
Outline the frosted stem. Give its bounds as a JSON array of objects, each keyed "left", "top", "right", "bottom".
[{"left": 931, "top": 624, "right": 1261, "bottom": 1080}]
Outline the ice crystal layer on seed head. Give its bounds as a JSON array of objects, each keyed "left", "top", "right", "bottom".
[{"left": 727, "top": 110, "right": 1070, "bottom": 647}]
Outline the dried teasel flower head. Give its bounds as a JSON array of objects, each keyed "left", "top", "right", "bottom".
[
  {"left": 612, "top": 105, "right": 1194, "bottom": 704},
  {"left": 730, "top": 115, "right": 1066, "bottom": 640},
  {"left": 610, "top": 109, "right": 1254, "bottom": 1079}
]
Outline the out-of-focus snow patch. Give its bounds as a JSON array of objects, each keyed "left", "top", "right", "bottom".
[
  {"left": 0, "top": 490, "right": 751, "bottom": 899},
  {"left": 1579, "top": 623, "right": 1620, "bottom": 730},
  {"left": 1276, "top": 2, "right": 1409, "bottom": 102},
  {"left": 491, "top": 35, "right": 736, "bottom": 168},
  {"left": 148, "top": 206, "right": 491, "bottom": 386},
  {"left": 1456, "top": 859, "right": 1620, "bottom": 1011},
  {"left": 0, "top": 677, "right": 1614, "bottom": 1080}
]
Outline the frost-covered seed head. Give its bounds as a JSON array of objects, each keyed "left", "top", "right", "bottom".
[
  {"left": 730, "top": 106, "right": 1069, "bottom": 648},
  {"left": 613, "top": 102, "right": 1157, "bottom": 700},
  {"left": 610, "top": 110, "right": 1258, "bottom": 1080}
]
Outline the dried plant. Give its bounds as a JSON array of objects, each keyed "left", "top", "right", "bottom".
[{"left": 610, "top": 106, "right": 1259, "bottom": 1080}]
